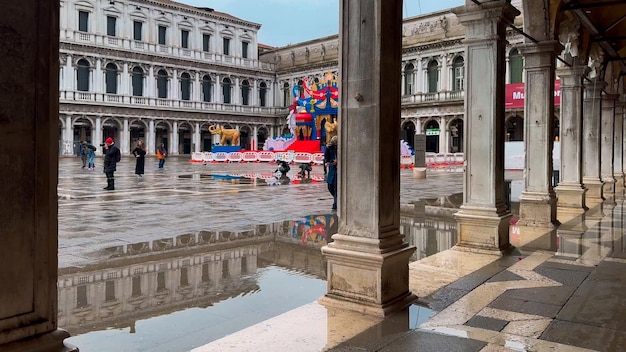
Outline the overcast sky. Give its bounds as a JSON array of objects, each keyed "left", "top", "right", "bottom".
[{"left": 178, "top": 0, "right": 465, "bottom": 47}]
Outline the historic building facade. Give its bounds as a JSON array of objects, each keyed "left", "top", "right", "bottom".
[
  {"left": 59, "top": 0, "right": 283, "bottom": 156},
  {"left": 60, "top": 0, "right": 537, "bottom": 157}
]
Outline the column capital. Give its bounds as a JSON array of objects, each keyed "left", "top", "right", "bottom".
[
  {"left": 584, "top": 78, "right": 606, "bottom": 99},
  {"left": 602, "top": 92, "right": 620, "bottom": 102},
  {"left": 517, "top": 40, "right": 564, "bottom": 56},
  {"left": 453, "top": 1, "right": 520, "bottom": 38}
]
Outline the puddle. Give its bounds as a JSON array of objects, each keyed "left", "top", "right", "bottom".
[{"left": 60, "top": 197, "right": 462, "bottom": 351}]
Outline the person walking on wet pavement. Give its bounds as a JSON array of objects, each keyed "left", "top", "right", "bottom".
[
  {"left": 156, "top": 143, "right": 167, "bottom": 169},
  {"left": 79, "top": 140, "right": 88, "bottom": 168},
  {"left": 102, "top": 137, "right": 121, "bottom": 190},
  {"left": 132, "top": 139, "right": 146, "bottom": 177},
  {"left": 324, "top": 135, "right": 338, "bottom": 210}
]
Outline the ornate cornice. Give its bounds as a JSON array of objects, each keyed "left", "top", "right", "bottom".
[
  {"left": 404, "top": 38, "right": 464, "bottom": 54},
  {"left": 137, "top": 0, "right": 261, "bottom": 30}
]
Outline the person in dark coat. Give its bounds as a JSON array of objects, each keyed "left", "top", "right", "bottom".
[
  {"left": 132, "top": 139, "right": 146, "bottom": 177},
  {"left": 103, "top": 137, "right": 121, "bottom": 190},
  {"left": 324, "top": 135, "right": 338, "bottom": 210}
]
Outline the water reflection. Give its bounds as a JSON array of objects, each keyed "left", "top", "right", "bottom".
[{"left": 60, "top": 196, "right": 465, "bottom": 351}]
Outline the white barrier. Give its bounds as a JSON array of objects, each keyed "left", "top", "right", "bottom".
[
  {"left": 242, "top": 151, "right": 258, "bottom": 162},
  {"left": 312, "top": 153, "right": 325, "bottom": 165},
  {"left": 227, "top": 152, "right": 243, "bottom": 162},
  {"left": 212, "top": 152, "right": 228, "bottom": 162},
  {"left": 257, "top": 151, "right": 275, "bottom": 163},
  {"left": 203, "top": 152, "right": 214, "bottom": 162},
  {"left": 191, "top": 152, "right": 204, "bottom": 162},
  {"left": 293, "top": 152, "right": 312, "bottom": 163},
  {"left": 400, "top": 155, "right": 414, "bottom": 168}
]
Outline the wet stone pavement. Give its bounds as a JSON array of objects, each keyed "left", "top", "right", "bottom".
[
  {"left": 58, "top": 156, "right": 469, "bottom": 351},
  {"left": 58, "top": 156, "right": 465, "bottom": 269},
  {"left": 60, "top": 156, "right": 626, "bottom": 351}
]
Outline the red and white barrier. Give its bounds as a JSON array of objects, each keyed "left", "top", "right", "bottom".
[
  {"left": 257, "top": 151, "right": 275, "bottom": 163},
  {"left": 191, "top": 152, "right": 204, "bottom": 162},
  {"left": 227, "top": 152, "right": 243, "bottom": 163},
  {"left": 293, "top": 152, "right": 312, "bottom": 163},
  {"left": 212, "top": 152, "right": 228, "bottom": 162},
  {"left": 242, "top": 151, "right": 258, "bottom": 162},
  {"left": 312, "top": 153, "right": 325, "bottom": 165},
  {"left": 203, "top": 152, "right": 214, "bottom": 163}
]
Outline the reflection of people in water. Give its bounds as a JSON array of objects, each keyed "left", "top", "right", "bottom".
[{"left": 275, "top": 160, "right": 291, "bottom": 184}]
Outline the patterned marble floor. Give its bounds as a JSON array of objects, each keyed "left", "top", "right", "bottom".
[{"left": 197, "top": 194, "right": 626, "bottom": 351}]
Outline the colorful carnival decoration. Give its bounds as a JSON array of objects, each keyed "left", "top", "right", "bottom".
[{"left": 264, "top": 72, "right": 339, "bottom": 153}]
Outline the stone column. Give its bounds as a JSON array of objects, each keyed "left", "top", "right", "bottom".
[
  {"left": 416, "top": 59, "right": 424, "bottom": 93},
  {"left": 601, "top": 93, "right": 619, "bottom": 197},
  {"left": 94, "top": 58, "right": 102, "bottom": 94},
  {"left": 452, "top": 1, "right": 519, "bottom": 251},
  {"left": 253, "top": 125, "right": 258, "bottom": 150},
  {"left": 616, "top": 101, "right": 626, "bottom": 189},
  {"left": 147, "top": 66, "right": 155, "bottom": 98},
  {"left": 65, "top": 115, "right": 73, "bottom": 155},
  {"left": 194, "top": 122, "right": 201, "bottom": 152},
  {"left": 0, "top": 0, "right": 77, "bottom": 350},
  {"left": 171, "top": 69, "right": 178, "bottom": 100},
  {"left": 148, "top": 119, "right": 155, "bottom": 153},
  {"left": 582, "top": 78, "right": 606, "bottom": 202},
  {"left": 121, "top": 63, "right": 129, "bottom": 96},
  {"left": 172, "top": 121, "right": 179, "bottom": 155},
  {"left": 95, "top": 116, "right": 102, "bottom": 150},
  {"left": 439, "top": 116, "right": 448, "bottom": 153},
  {"left": 555, "top": 64, "right": 588, "bottom": 214},
  {"left": 320, "top": 0, "right": 416, "bottom": 317},
  {"left": 122, "top": 118, "right": 130, "bottom": 154},
  {"left": 516, "top": 41, "right": 562, "bottom": 228}
]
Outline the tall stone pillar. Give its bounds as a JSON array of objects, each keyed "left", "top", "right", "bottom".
[
  {"left": 0, "top": 1, "right": 76, "bottom": 351},
  {"left": 555, "top": 64, "right": 588, "bottom": 214},
  {"left": 601, "top": 93, "right": 619, "bottom": 197},
  {"left": 452, "top": 1, "right": 519, "bottom": 251},
  {"left": 582, "top": 78, "right": 606, "bottom": 202},
  {"left": 122, "top": 118, "right": 130, "bottom": 154},
  {"left": 517, "top": 41, "right": 562, "bottom": 228},
  {"left": 616, "top": 101, "right": 626, "bottom": 189},
  {"left": 320, "top": 0, "right": 416, "bottom": 317}
]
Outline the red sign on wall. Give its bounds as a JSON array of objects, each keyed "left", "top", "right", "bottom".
[{"left": 505, "top": 80, "right": 561, "bottom": 108}]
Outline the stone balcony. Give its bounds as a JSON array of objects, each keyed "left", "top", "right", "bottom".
[{"left": 59, "top": 90, "right": 286, "bottom": 117}]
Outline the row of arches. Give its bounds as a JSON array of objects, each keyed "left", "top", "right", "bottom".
[
  {"left": 400, "top": 114, "right": 559, "bottom": 154},
  {"left": 74, "top": 59, "right": 270, "bottom": 105}
]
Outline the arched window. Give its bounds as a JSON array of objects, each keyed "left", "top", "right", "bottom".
[
  {"left": 427, "top": 60, "right": 439, "bottom": 93},
  {"left": 241, "top": 79, "right": 250, "bottom": 106},
  {"left": 259, "top": 82, "right": 267, "bottom": 107},
  {"left": 404, "top": 63, "right": 414, "bottom": 95},
  {"left": 282, "top": 82, "right": 290, "bottom": 107},
  {"left": 180, "top": 72, "right": 191, "bottom": 101},
  {"left": 132, "top": 66, "right": 144, "bottom": 97},
  {"left": 76, "top": 59, "right": 90, "bottom": 92},
  {"left": 157, "top": 69, "right": 168, "bottom": 99},
  {"left": 222, "top": 77, "right": 232, "bottom": 104},
  {"left": 105, "top": 63, "right": 118, "bottom": 94},
  {"left": 509, "top": 49, "right": 523, "bottom": 83},
  {"left": 452, "top": 56, "right": 464, "bottom": 91},
  {"left": 202, "top": 75, "right": 212, "bottom": 102}
]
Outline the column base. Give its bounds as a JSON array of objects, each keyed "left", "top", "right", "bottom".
[
  {"left": 555, "top": 182, "right": 587, "bottom": 209},
  {"left": 454, "top": 206, "right": 512, "bottom": 251},
  {"left": 614, "top": 173, "right": 625, "bottom": 190},
  {"left": 583, "top": 179, "right": 604, "bottom": 202},
  {"left": 517, "top": 191, "right": 559, "bottom": 228},
  {"left": 602, "top": 177, "right": 616, "bottom": 199},
  {"left": 321, "top": 234, "right": 416, "bottom": 317},
  {"left": 0, "top": 329, "right": 77, "bottom": 352}
]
